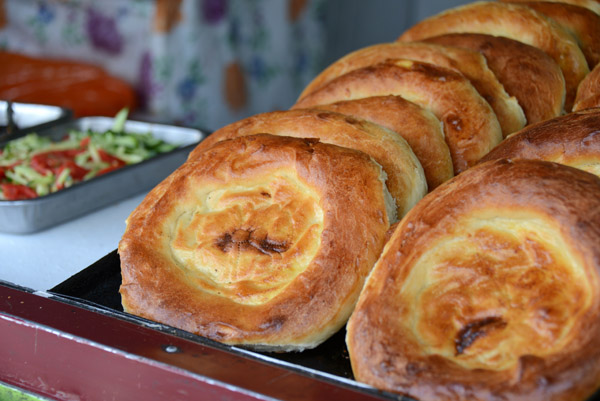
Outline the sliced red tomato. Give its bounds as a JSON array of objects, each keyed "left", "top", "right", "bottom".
[
  {"left": 55, "top": 160, "right": 89, "bottom": 182},
  {"left": 30, "top": 155, "right": 52, "bottom": 175},
  {"left": 97, "top": 149, "right": 126, "bottom": 167},
  {"left": 96, "top": 164, "right": 123, "bottom": 176},
  {"left": 79, "top": 137, "right": 91, "bottom": 148},
  {"left": 0, "top": 161, "right": 21, "bottom": 180},
  {"left": 30, "top": 149, "right": 86, "bottom": 176},
  {"left": 1, "top": 183, "right": 37, "bottom": 200}
]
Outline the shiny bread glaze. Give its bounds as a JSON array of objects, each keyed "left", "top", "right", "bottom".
[
  {"left": 296, "top": 41, "right": 525, "bottom": 137},
  {"left": 294, "top": 59, "right": 502, "bottom": 173},
  {"left": 424, "top": 33, "right": 566, "bottom": 124},
  {"left": 502, "top": 1, "right": 600, "bottom": 68},
  {"left": 398, "top": 1, "right": 589, "bottom": 111},
  {"left": 347, "top": 159, "right": 600, "bottom": 401},
  {"left": 480, "top": 108, "right": 600, "bottom": 177},
  {"left": 120, "top": 134, "right": 393, "bottom": 351},
  {"left": 189, "top": 108, "right": 426, "bottom": 218},
  {"left": 575, "top": 63, "right": 600, "bottom": 111},
  {"left": 310, "top": 96, "right": 453, "bottom": 190},
  {"left": 499, "top": 0, "right": 600, "bottom": 16}
]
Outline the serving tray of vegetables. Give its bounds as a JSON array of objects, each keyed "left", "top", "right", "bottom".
[{"left": 0, "top": 109, "right": 205, "bottom": 233}]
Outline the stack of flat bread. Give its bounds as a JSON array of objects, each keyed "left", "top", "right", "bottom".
[{"left": 119, "top": 1, "right": 600, "bottom": 399}]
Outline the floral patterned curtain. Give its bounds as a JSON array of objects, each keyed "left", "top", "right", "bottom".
[{"left": 0, "top": 0, "right": 327, "bottom": 131}]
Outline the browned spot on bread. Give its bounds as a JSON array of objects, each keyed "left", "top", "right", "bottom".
[
  {"left": 216, "top": 229, "right": 289, "bottom": 255},
  {"left": 455, "top": 316, "right": 507, "bottom": 355}
]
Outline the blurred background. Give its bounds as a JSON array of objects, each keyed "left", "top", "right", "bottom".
[{"left": 0, "top": 0, "right": 468, "bottom": 132}]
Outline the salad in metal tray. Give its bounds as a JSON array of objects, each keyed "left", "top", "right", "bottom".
[{"left": 0, "top": 109, "right": 177, "bottom": 200}]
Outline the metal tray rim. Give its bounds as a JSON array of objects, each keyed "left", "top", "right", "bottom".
[{"left": 0, "top": 117, "right": 206, "bottom": 233}]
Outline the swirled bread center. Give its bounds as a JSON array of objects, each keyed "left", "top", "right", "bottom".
[
  {"left": 401, "top": 211, "right": 592, "bottom": 371},
  {"left": 557, "top": 158, "right": 600, "bottom": 177},
  {"left": 170, "top": 173, "right": 324, "bottom": 305}
]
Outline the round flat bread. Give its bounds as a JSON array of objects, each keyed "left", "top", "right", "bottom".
[
  {"left": 120, "top": 134, "right": 394, "bottom": 351},
  {"left": 347, "top": 158, "right": 600, "bottom": 401},
  {"left": 310, "top": 96, "right": 454, "bottom": 190},
  {"left": 424, "top": 33, "right": 566, "bottom": 124},
  {"left": 399, "top": 1, "right": 589, "bottom": 111},
  {"left": 575, "top": 63, "right": 600, "bottom": 111},
  {"left": 503, "top": 1, "right": 600, "bottom": 68},
  {"left": 297, "top": 42, "right": 525, "bottom": 137},
  {"left": 189, "top": 109, "right": 427, "bottom": 218},
  {"left": 294, "top": 59, "right": 503, "bottom": 173},
  {"left": 481, "top": 108, "right": 600, "bottom": 177}
]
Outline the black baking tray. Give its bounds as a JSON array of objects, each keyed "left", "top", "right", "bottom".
[
  {"left": 49, "top": 251, "right": 600, "bottom": 401},
  {"left": 49, "top": 250, "right": 407, "bottom": 401}
]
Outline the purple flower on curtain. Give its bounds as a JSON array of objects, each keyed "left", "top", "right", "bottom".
[
  {"left": 86, "top": 7, "right": 123, "bottom": 55},
  {"left": 202, "top": 0, "right": 228, "bottom": 24}
]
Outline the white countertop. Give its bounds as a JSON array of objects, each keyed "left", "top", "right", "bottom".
[{"left": 0, "top": 192, "right": 147, "bottom": 291}]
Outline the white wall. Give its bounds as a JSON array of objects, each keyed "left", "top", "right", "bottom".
[
  {"left": 321, "top": 0, "right": 470, "bottom": 66},
  {"left": 413, "top": 0, "right": 472, "bottom": 22}
]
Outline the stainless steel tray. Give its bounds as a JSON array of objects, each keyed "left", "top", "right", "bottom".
[
  {"left": 0, "top": 117, "right": 205, "bottom": 234},
  {"left": 0, "top": 100, "right": 72, "bottom": 141}
]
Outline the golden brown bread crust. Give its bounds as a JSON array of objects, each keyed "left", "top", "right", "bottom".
[
  {"left": 423, "top": 33, "right": 565, "bottom": 124},
  {"left": 189, "top": 109, "right": 426, "bottom": 217},
  {"left": 311, "top": 96, "right": 454, "bottom": 190},
  {"left": 480, "top": 108, "right": 600, "bottom": 176},
  {"left": 120, "top": 134, "right": 392, "bottom": 351},
  {"left": 294, "top": 59, "right": 503, "bottom": 174},
  {"left": 398, "top": 1, "right": 589, "bottom": 111},
  {"left": 504, "top": 1, "right": 600, "bottom": 68},
  {"left": 500, "top": 0, "right": 600, "bottom": 15},
  {"left": 574, "top": 63, "right": 600, "bottom": 111},
  {"left": 346, "top": 159, "right": 600, "bottom": 401},
  {"left": 297, "top": 42, "right": 525, "bottom": 137}
]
